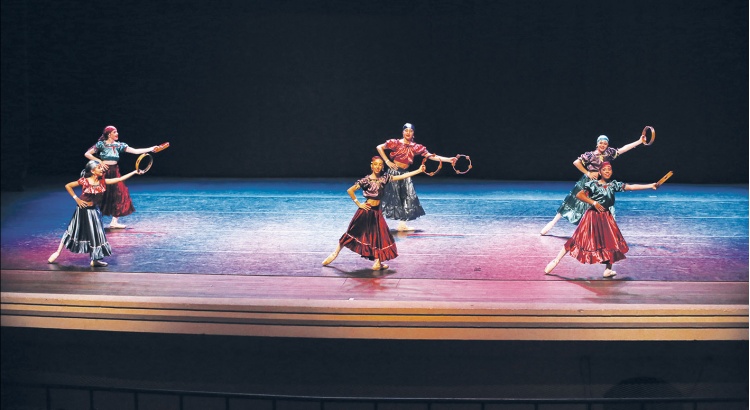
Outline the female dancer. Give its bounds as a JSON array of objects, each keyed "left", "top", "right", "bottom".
[
  {"left": 48, "top": 161, "right": 145, "bottom": 267},
  {"left": 84, "top": 125, "right": 157, "bottom": 228},
  {"left": 376, "top": 123, "right": 457, "bottom": 232},
  {"left": 543, "top": 162, "right": 658, "bottom": 278},
  {"left": 540, "top": 134, "right": 646, "bottom": 235},
  {"left": 322, "top": 157, "right": 426, "bottom": 270}
]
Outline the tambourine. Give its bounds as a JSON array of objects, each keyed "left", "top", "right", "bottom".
[
  {"left": 641, "top": 126, "right": 655, "bottom": 146},
  {"left": 135, "top": 153, "right": 153, "bottom": 173},
  {"left": 655, "top": 171, "right": 673, "bottom": 188},
  {"left": 452, "top": 154, "right": 472, "bottom": 174},
  {"left": 154, "top": 142, "right": 170, "bottom": 152},
  {"left": 421, "top": 154, "right": 443, "bottom": 176}
]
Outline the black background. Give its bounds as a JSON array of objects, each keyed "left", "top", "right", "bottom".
[{"left": 2, "top": 0, "right": 747, "bottom": 189}]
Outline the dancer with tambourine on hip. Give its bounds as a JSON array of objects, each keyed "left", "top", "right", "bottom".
[
  {"left": 322, "top": 157, "right": 426, "bottom": 271},
  {"left": 540, "top": 126, "right": 655, "bottom": 236},
  {"left": 376, "top": 122, "right": 459, "bottom": 232},
  {"left": 47, "top": 161, "right": 146, "bottom": 267},
  {"left": 543, "top": 162, "right": 671, "bottom": 278},
  {"left": 84, "top": 125, "right": 168, "bottom": 229}
]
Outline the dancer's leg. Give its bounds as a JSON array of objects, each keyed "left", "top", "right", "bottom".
[
  {"left": 544, "top": 247, "right": 567, "bottom": 274},
  {"left": 540, "top": 213, "right": 562, "bottom": 235},
  {"left": 47, "top": 236, "right": 66, "bottom": 263},
  {"left": 322, "top": 244, "right": 342, "bottom": 266}
]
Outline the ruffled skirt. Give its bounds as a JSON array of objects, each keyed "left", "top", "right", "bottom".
[
  {"left": 564, "top": 208, "right": 627, "bottom": 265},
  {"left": 100, "top": 164, "right": 135, "bottom": 217},
  {"left": 339, "top": 205, "right": 398, "bottom": 261},
  {"left": 63, "top": 207, "right": 112, "bottom": 260},
  {"left": 381, "top": 168, "right": 425, "bottom": 221}
]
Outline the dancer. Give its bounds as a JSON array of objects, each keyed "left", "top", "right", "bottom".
[
  {"left": 540, "top": 133, "right": 646, "bottom": 235},
  {"left": 48, "top": 161, "right": 145, "bottom": 267},
  {"left": 322, "top": 157, "right": 426, "bottom": 270},
  {"left": 85, "top": 125, "right": 157, "bottom": 228},
  {"left": 543, "top": 162, "right": 658, "bottom": 278},
  {"left": 376, "top": 123, "right": 457, "bottom": 231}
]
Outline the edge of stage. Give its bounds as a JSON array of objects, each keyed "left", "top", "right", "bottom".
[{"left": 1, "top": 177, "right": 748, "bottom": 342}]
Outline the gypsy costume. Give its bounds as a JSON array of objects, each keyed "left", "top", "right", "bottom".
[
  {"left": 380, "top": 138, "right": 430, "bottom": 221},
  {"left": 62, "top": 177, "right": 112, "bottom": 261},
  {"left": 564, "top": 179, "right": 628, "bottom": 265},
  {"left": 92, "top": 140, "right": 135, "bottom": 217},
  {"left": 338, "top": 174, "right": 398, "bottom": 262},
  {"left": 557, "top": 146, "right": 619, "bottom": 224}
]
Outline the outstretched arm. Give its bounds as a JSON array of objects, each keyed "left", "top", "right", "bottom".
[
  {"left": 428, "top": 153, "right": 458, "bottom": 164},
  {"left": 125, "top": 146, "right": 158, "bottom": 155},
  {"left": 624, "top": 183, "right": 657, "bottom": 191},
  {"left": 104, "top": 169, "right": 144, "bottom": 185},
  {"left": 617, "top": 136, "right": 646, "bottom": 155},
  {"left": 391, "top": 165, "right": 425, "bottom": 181}
]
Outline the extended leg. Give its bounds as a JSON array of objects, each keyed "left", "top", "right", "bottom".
[
  {"left": 540, "top": 213, "right": 562, "bottom": 235},
  {"left": 322, "top": 245, "right": 342, "bottom": 266},
  {"left": 544, "top": 247, "right": 567, "bottom": 274}
]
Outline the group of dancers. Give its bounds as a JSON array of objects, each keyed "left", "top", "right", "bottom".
[
  {"left": 323, "top": 123, "right": 664, "bottom": 278},
  {"left": 48, "top": 122, "right": 665, "bottom": 278},
  {"left": 47, "top": 125, "right": 159, "bottom": 267}
]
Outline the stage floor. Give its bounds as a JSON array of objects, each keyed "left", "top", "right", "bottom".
[{"left": 1, "top": 178, "right": 748, "bottom": 340}]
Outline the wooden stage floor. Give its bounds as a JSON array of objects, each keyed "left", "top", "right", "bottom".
[{"left": 1, "top": 178, "right": 747, "bottom": 341}]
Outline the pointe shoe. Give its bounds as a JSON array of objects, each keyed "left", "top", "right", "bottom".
[
  {"left": 90, "top": 260, "right": 108, "bottom": 267},
  {"left": 603, "top": 269, "right": 617, "bottom": 278},
  {"left": 109, "top": 223, "right": 126, "bottom": 229},
  {"left": 48, "top": 251, "right": 60, "bottom": 263},
  {"left": 322, "top": 253, "right": 338, "bottom": 266},
  {"left": 544, "top": 259, "right": 559, "bottom": 274},
  {"left": 372, "top": 263, "right": 389, "bottom": 271}
]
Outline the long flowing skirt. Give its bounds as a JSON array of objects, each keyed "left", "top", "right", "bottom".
[
  {"left": 339, "top": 205, "right": 398, "bottom": 261},
  {"left": 564, "top": 208, "right": 628, "bottom": 265},
  {"left": 100, "top": 164, "right": 135, "bottom": 217},
  {"left": 556, "top": 175, "right": 616, "bottom": 224},
  {"left": 381, "top": 168, "right": 425, "bottom": 221},
  {"left": 62, "top": 207, "right": 112, "bottom": 260}
]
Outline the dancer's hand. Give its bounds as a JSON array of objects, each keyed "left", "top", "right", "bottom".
[
  {"left": 100, "top": 163, "right": 109, "bottom": 171},
  {"left": 418, "top": 165, "right": 426, "bottom": 173},
  {"left": 76, "top": 198, "right": 93, "bottom": 208},
  {"left": 358, "top": 202, "right": 371, "bottom": 210},
  {"left": 587, "top": 171, "right": 599, "bottom": 180},
  {"left": 385, "top": 160, "right": 398, "bottom": 170},
  {"left": 450, "top": 156, "right": 458, "bottom": 165},
  {"left": 591, "top": 202, "right": 604, "bottom": 212}
]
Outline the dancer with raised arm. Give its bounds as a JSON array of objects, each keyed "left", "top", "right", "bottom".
[
  {"left": 48, "top": 161, "right": 145, "bottom": 267},
  {"left": 540, "top": 133, "right": 646, "bottom": 235},
  {"left": 376, "top": 123, "right": 457, "bottom": 232},
  {"left": 322, "top": 157, "right": 425, "bottom": 270},
  {"left": 543, "top": 162, "right": 660, "bottom": 278},
  {"left": 85, "top": 125, "right": 158, "bottom": 228}
]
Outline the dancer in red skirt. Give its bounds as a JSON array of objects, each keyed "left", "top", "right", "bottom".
[
  {"left": 543, "top": 162, "right": 658, "bottom": 278},
  {"left": 322, "top": 157, "right": 426, "bottom": 271},
  {"left": 84, "top": 125, "right": 158, "bottom": 229}
]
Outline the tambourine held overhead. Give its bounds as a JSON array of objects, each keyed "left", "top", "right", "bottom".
[
  {"left": 641, "top": 126, "right": 655, "bottom": 146},
  {"left": 655, "top": 171, "right": 673, "bottom": 187},
  {"left": 452, "top": 154, "right": 472, "bottom": 174},
  {"left": 421, "top": 154, "right": 443, "bottom": 176},
  {"left": 135, "top": 153, "right": 154, "bottom": 173},
  {"left": 154, "top": 142, "right": 170, "bottom": 152}
]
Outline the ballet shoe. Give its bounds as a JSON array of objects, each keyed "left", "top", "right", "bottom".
[
  {"left": 372, "top": 263, "right": 389, "bottom": 271},
  {"left": 90, "top": 260, "right": 108, "bottom": 267},
  {"left": 603, "top": 269, "right": 617, "bottom": 278},
  {"left": 544, "top": 259, "right": 559, "bottom": 274},
  {"left": 322, "top": 253, "right": 338, "bottom": 266},
  {"left": 396, "top": 222, "right": 414, "bottom": 232},
  {"left": 109, "top": 223, "right": 126, "bottom": 229},
  {"left": 48, "top": 251, "right": 60, "bottom": 263}
]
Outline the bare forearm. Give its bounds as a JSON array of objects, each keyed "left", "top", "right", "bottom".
[
  {"left": 624, "top": 183, "right": 656, "bottom": 191},
  {"left": 126, "top": 147, "right": 155, "bottom": 155},
  {"left": 617, "top": 138, "right": 643, "bottom": 154}
]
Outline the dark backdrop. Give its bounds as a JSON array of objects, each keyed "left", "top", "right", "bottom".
[{"left": 2, "top": 0, "right": 747, "bottom": 190}]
